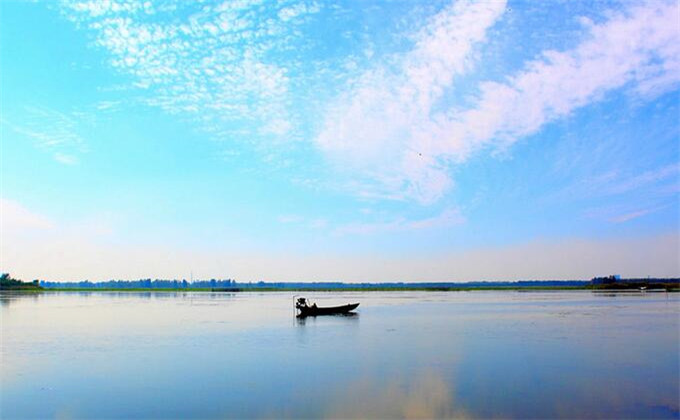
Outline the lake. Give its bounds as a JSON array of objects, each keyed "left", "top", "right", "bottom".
[{"left": 1, "top": 291, "right": 678, "bottom": 419}]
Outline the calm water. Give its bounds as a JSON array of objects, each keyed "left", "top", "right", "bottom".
[{"left": 1, "top": 291, "right": 678, "bottom": 419}]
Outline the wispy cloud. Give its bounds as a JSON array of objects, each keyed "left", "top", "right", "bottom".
[
  {"left": 60, "top": 0, "right": 322, "bottom": 150},
  {"left": 605, "top": 164, "right": 680, "bottom": 196},
  {"left": 53, "top": 152, "right": 79, "bottom": 165},
  {"left": 432, "top": 1, "right": 680, "bottom": 158},
  {"left": 317, "top": 1, "right": 679, "bottom": 204},
  {"left": 316, "top": 0, "right": 507, "bottom": 204},
  {"left": 95, "top": 100, "right": 122, "bottom": 112},
  {"left": 57, "top": 0, "right": 679, "bottom": 208},
  {"left": 1, "top": 106, "right": 91, "bottom": 164},
  {"left": 567, "top": 164, "right": 678, "bottom": 224},
  {"left": 336, "top": 207, "right": 464, "bottom": 235},
  {"left": 553, "top": 163, "right": 680, "bottom": 202},
  {"left": 277, "top": 207, "right": 464, "bottom": 235},
  {"left": 584, "top": 203, "right": 668, "bottom": 224},
  {"left": 608, "top": 206, "right": 665, "bottom": 224}
]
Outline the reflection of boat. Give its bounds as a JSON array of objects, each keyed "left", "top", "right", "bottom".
[{"left": 295, "top": 297, "right": 359, "bottom": 317}]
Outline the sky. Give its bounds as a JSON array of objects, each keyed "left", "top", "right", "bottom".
[{"left": 1, "top": 0, "right": 679, "bottom": 282}]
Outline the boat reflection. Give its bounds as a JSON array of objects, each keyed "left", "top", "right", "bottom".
[{"left": 296, "top": 312, "right": 359, "bottom": 325}]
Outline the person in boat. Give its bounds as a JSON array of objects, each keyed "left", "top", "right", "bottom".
[
  {"left": 296, "top": 297, "right": 317, "bottom": 310},
  {"left": 295, "top": 296, "right": 359, "bottom": 317}
]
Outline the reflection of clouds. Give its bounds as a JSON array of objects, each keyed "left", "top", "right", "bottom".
[{"left": 325, "top": 371, "right": 467, "bottom": 419}]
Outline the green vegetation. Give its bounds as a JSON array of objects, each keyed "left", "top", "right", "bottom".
[
  {"left": 211, "top": 285, "right": 591, "bottom": 292},
  {"left": 45, "top": 287, "right": 214, "bottom": 292},
  {"left": 0, "top": 273, "right": 43, "bottom": 290},
  {"left": 590, "top": 282, "right": 679, "bottom": 291},
  {"left": 42, "top": 285, "right": 590, "bottom": 292},
  {"left": 17, "top": 276, "right": 680, "bottom": 293},
  {"left": 25, "top": 285, "right": 680, "bottom": 293}
]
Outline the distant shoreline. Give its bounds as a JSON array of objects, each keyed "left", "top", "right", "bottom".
[
  {"left": 41, "top": 286, "right": 587, "bottom": 292},
  {"left": 21, "top": 285, "right": 679, "bottom": 293},
  {"left": 5, "top": 276, "right": 678, "bottom": 293}
]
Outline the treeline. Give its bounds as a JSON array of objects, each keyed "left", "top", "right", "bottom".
[
  {"left": 39, "top": 279, "right": 591, "bottom": 290},
  {"left": 40, "top": 278, "right": 235, "bottom": 289},
  {"left": 599, "top": 277, "right": 679, "bottom": 284},
  {"left": 0, "top": 273, "right": 42, "bottom": 290},
  {"left": 232, "top": 280, "right": 591, "bottom": 289},
  {"left": 590, "top": 277, "right": 679, "bottom": 290},
  {"left": 32, "top": 277, "right": 680, "bottom": 291}
]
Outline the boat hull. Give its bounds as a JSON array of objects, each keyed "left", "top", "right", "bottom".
[{"left": 297, "top": 303, "right": 359, "bottom": 317}]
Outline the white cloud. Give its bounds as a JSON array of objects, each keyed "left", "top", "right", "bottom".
[
  {"left": 60, "top": 0, "right": 321, "bottom": 148},
  {"left": 278, "top": 2, "right": 319, "bottom": 22},
  {"left": 55, "top": 0, "right": 679, "bottom": 208},
  {"left": 317, "top": 1, "right": 680, "bottom": 204},
  {"left": 54, "top": 152, "right": 79, "bottom": 165},
  {"left": 433, "top": 1, "right": 680, "bottom": 159},
  {"left": 316, "top": 0, "right": 507, "bottom": 204}
]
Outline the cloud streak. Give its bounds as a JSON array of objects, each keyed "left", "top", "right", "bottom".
[
  {"left": 1, "top": 106, "right": 91, "bottom": 164},
  {"left": 608, "top": 206, "right": 666, "bottom": 224},
  {"left": 336, "top": 207, "right": 464, "bottom": 235},
  {"left": 432, "top": 1, "right": 680, "bottom": 158},
  {"left": 316, "top": 0, "right": 507, "bottom": 204},
  {"left": 317, "top": 1, "right": 680, "bottom": 204}
]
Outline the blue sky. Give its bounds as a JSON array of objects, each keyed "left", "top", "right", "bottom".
[{"left": 1, "top": 0, "right": 678, "bottom": 282}]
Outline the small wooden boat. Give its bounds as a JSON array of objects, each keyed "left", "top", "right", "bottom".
[{"left": 295, "top": 297, "right": 359, "bottom": 317}]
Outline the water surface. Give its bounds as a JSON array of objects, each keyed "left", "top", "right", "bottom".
[{"left": 1, "top": 291, "right": 678, "bottom": 418}]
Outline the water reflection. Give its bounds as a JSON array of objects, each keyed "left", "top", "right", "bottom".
[
  {"left": 0, "top": 290, "right": 42, "bottom": 307},
  {"left": 325, "top": 371, "right": 467, "bottom": 419},
  {"left": 1, "top": 291, "right": 678, "bottom": 419},
  {"left": 296, "top": 312, "right": 359, "bottom": 326}
]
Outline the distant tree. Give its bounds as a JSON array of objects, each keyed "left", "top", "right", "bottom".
[{"left": 0, "top": 273, "right": 42, "bottom": 290}]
